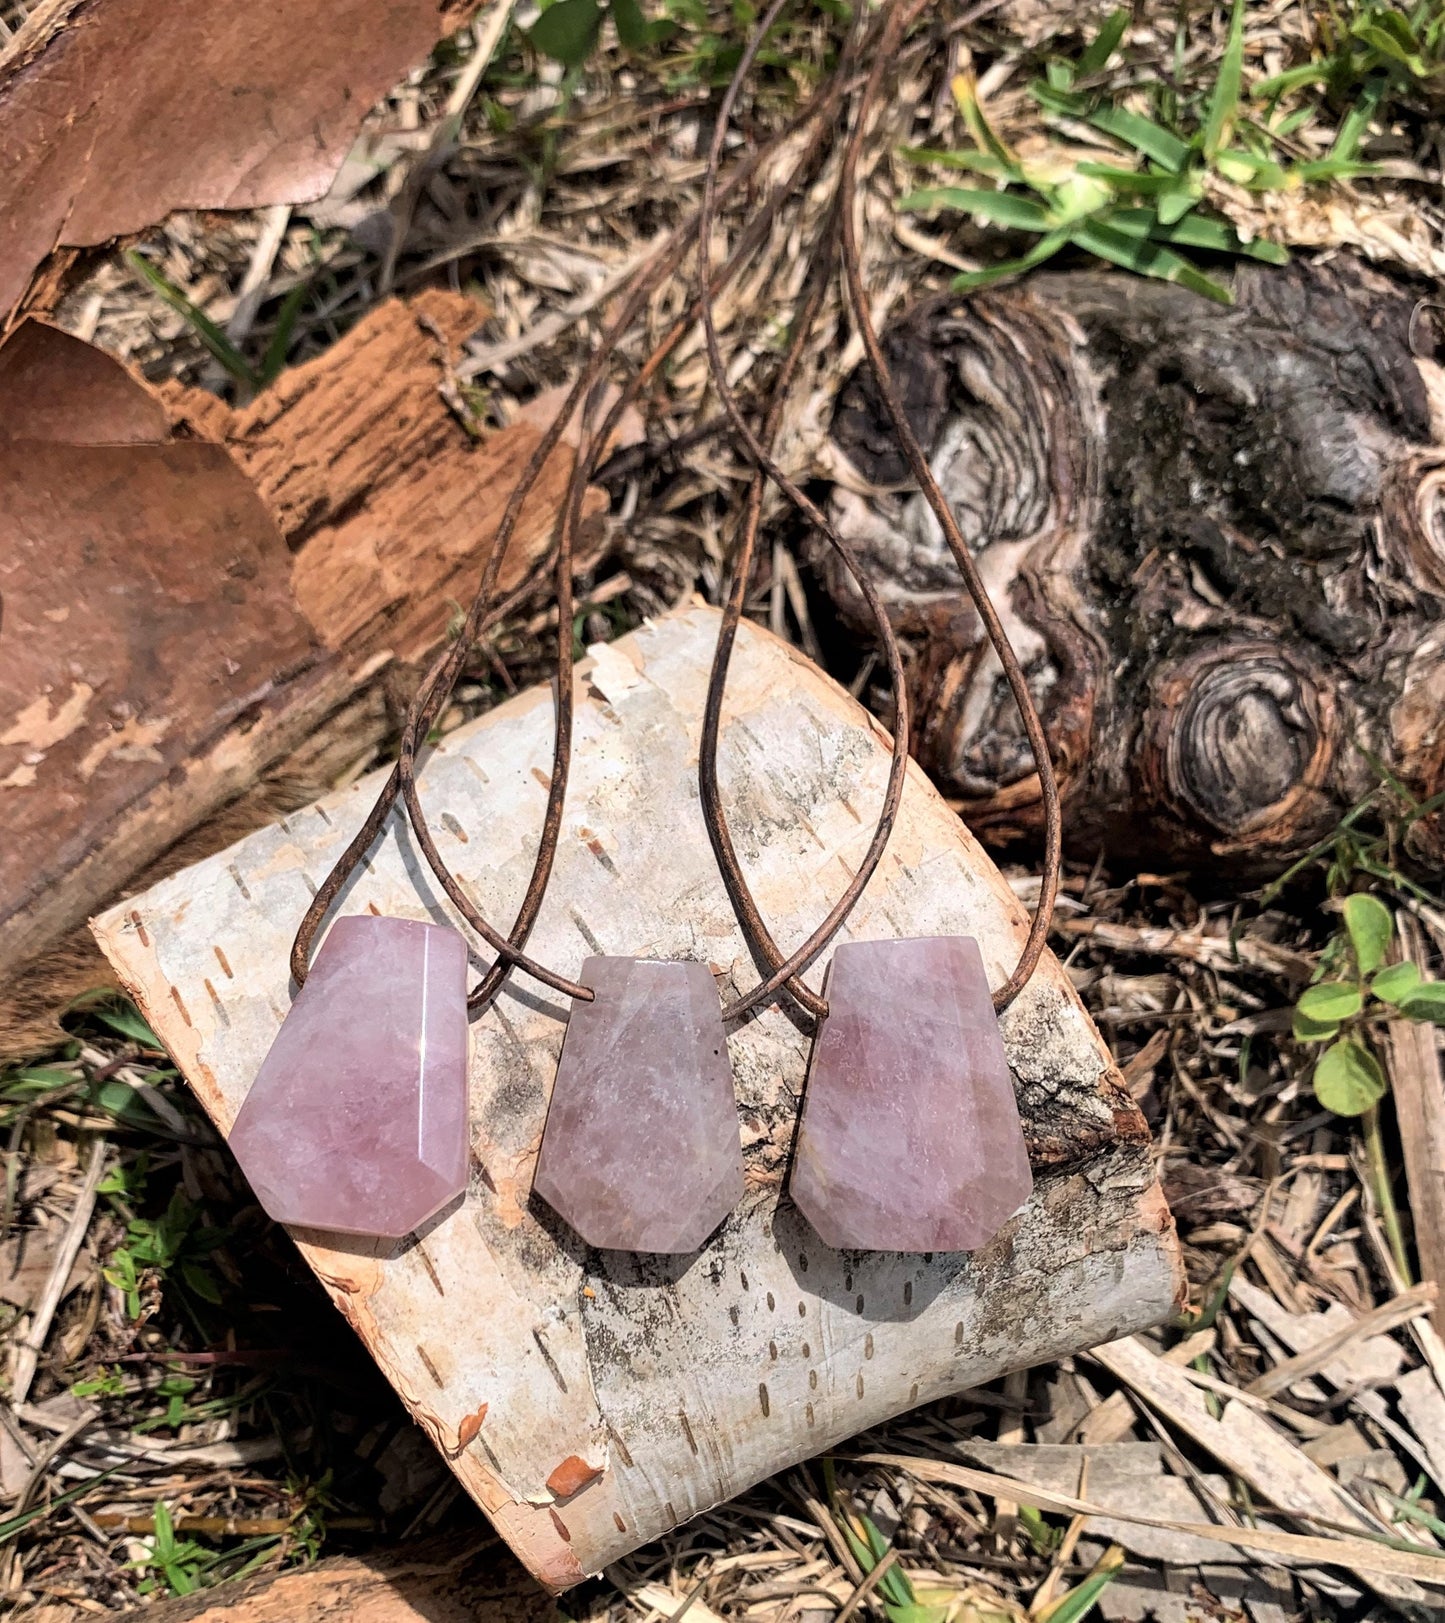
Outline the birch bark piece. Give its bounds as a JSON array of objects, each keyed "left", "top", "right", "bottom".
[{"left": 94, "top": 605, "right": 1183, "bottom": 1590}]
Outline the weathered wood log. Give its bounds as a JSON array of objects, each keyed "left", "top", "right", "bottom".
[
  {"left": 111, "top": 1537, "right": 554, "bottom": 1623},
  {"left": 825, "top": 256, "right": 1445, "bottom": 876},
  {"left": 0, "top": 293, "right": 606, "bottom": 1056},
  {"left": 94, "top": 604, "right": 1183, "bottom": 1591}
]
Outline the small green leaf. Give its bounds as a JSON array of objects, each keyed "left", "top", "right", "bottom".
[
  {"left": 897, "top": 186, "right": 1055, "bottom": 231},
  {"left": 69, "top": 992, "right": 162, "bottom": 1047},
  {"left": 611, "top": 0, "right": 671, "bottom": 48},
  {"left": 1297, "top": 981, "right": 1365, "bottom": 1023},
  {"left": 92, "top": 1079, "right": 149, "bottom": 1126},
  {"left": 1372, "top": 962, "right": 1422, "bottom": 1005},
  {"left": 611, "top": 0, "right": 648, "bottom": 48},
  {"left": 1313, "top": 1038, "right": 1387, "bottom": 1116},
  {"left": 1292, "top": 1005, "right": 1340, "bottom": 1044},
  {"left": 1344, "top": 892, "right": 1394, "bottom": 976},
  {"left": 1400, "top": 983, "right": 1445, "bottom": 1024},
  {"left": 1077, "top": 8, "right": 1129, "bottom": 75},
  {"left": 529, "top": 0, "right": 602, "bottom": 66},
  {"left": 180, "top": 1260, "right": 223, "bottom": 1305}
]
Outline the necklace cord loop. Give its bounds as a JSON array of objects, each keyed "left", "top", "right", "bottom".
[
  {"left": 288, "top": 0, "right": 1059, "bottom": 1020},
  {"left": 289, "top": 88, "right": 846, "bottom": 1006},
  {"left": 699, "top": 0, "right": 1062, "bottom": 1021}
]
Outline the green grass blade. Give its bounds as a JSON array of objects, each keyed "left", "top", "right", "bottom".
[
  {"left": 1088, "top": 105, "right": 1188, "bottom": 170},
  {"left": 1253, "top": 61, "right": 1328, "bottom": 100},
  {"left": 258, "top": 279, "right": 311, "bottom": 387},
  {"left": 1332, "top": 77, "right": 1385, "bottom": 161},
  {"left": 897, "top": 186, "right": 1054, "bottom": 231},
  {"left": 1155, "top": 184, "right": 1199, "bottom": 224},
  {"left": 1108, "top": 206, "right": 1289, "bottom": 262},
  {"left": 1294, "top": 156, "right": 1379, "bottom": 182},
  {"left": 898, "top": 144, "right": 1013, "bottom": 178},
  {"left": 1078, "top": 8, "right": 1129, "bottom": 74},
  {"left": 1029, "top": 79, "right": 1091, "bottom": 117},
  {"left": 1071, "top": 219, "right": 1233, "bottom": 303},
  {"left": 1074, "top": 162, "right": 1180, "bottom": 193},
  {"left": 949, "top": 229, "right": 1070, "bottom": 291},
  {"left": 1037, "top": 1545, "right": 1125, "bottom": 1623},
  {"left": 124, "top": 252, "right": 259, "bottom": 391},
  {"left": 1353, "top": 21, "right": 1429, "bottom": 73},
  {"left": 952, "top": 72, "right": 1021, "bottom": 175},
  {"left": 1214, "top": 148, "right": 1290, "bottom": 188},
  {"left": 0, "top": 1465, "right": 123, "bottom": 1544},
  {"left": 1202, "top": 0, "right": 1246, "bottom": 158}
]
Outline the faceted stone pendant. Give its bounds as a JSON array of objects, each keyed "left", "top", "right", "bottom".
[
  {"left": 533, "top": 957, "right": 742, "bottom": 1253},
  {"left": 790, "top": 936, "right": 1032, "bottom": 1253},
  {"left": 230, "top": 915, "right": 470, "bottom": 1239}
]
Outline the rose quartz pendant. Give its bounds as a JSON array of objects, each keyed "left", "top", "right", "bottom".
[
  {"left": 790, "top": 936, "right": 1032, "bottom": 1253},
  {"left": 533, "top": 957, "right": 742, "bottom": 1253},
  {"left": 230, "top": 915, "right": 470, "bottom": 1239}
]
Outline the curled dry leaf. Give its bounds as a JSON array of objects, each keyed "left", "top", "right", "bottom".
[{"left": 0, "top": 0, "right": 481, "bottom": 319}]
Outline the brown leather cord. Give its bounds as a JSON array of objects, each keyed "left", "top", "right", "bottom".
[
  {"left": 700, "top": 0, "right": 1061, "bottom": 1020},
  {"left": 837, "top": 0, "right": 1061, "bottom": 1013},
  {"left": 414, "top": 89, "right": 849, "bottom": 1014},
  {"left": 289, "top": 74, "right": 850, "bottom": 1010},
  {"left": 698, "top": 0, "right": 911, "bottom": 1025}
]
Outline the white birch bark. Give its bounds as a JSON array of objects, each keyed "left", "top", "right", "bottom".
[{"left": 94, "top": 605, "right": 1182, "bottom": 1589}]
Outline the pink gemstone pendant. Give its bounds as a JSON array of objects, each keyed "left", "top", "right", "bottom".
[
  {"left": 533, "top": 957, "right": 742, "bottom": 1253},
  {"left": 230, "top": 915, "right": 470, "bottom": 1239},
  {"left": 790, "top": 936, "right": 1032, "bottom": 1253}
]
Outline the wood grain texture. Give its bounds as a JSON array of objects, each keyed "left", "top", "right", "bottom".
[
  {"left": 159, "top": 290, "right": 610, "bottom": 665},
  {"left": 1387, "top": 915, "right": 1445, "bottom": 1296},
  {"left": 826, "top": 260, "right": 1445, "bottom": 875},
  {"left": 94, "top": 605, "right": 1183, "bottom": 1590}
]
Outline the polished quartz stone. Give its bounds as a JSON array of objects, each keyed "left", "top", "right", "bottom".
[
  {"left": 230, "top": 915, "right": 469, "bottom": 1239},
  {"left": 791, "top": 936, "right": 1032, "bottom": 1253},
  {"left": 534, "top": 957, "right": 741, "bottom": 1253}
]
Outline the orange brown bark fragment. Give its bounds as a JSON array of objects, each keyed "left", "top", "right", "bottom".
[{"left": 545, "top": 1455, "right": 604, "bottom": 1500}]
